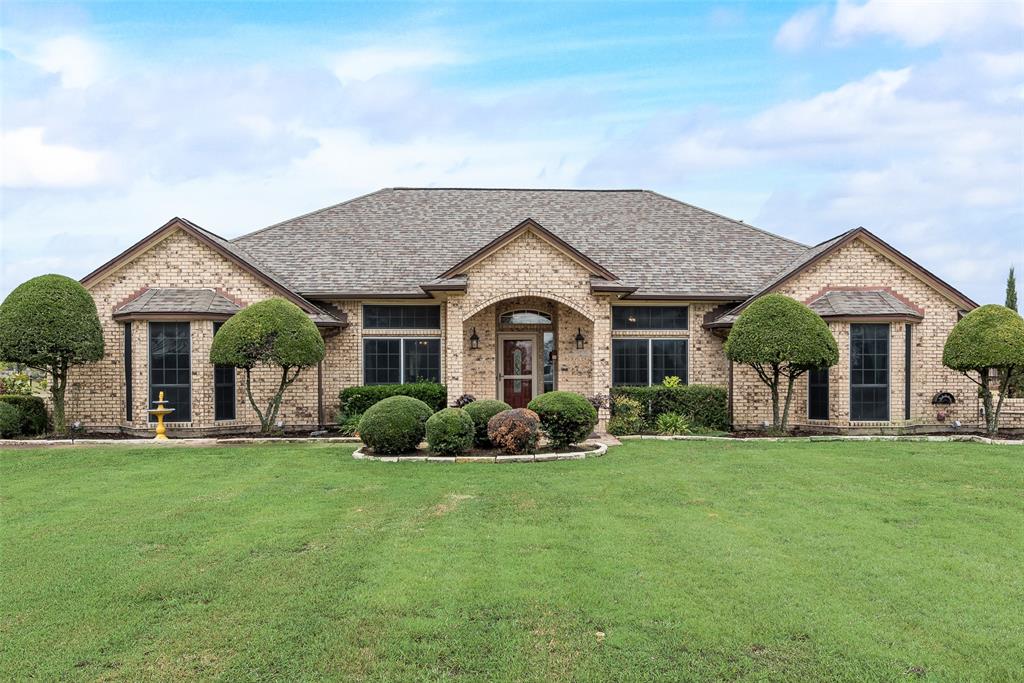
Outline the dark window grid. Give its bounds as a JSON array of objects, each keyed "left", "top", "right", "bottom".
[
  {"left": 363, "top": 305, "right": 441, "bottom": 329},
  {"left": 363, "top": 338, "right": 402, "bottom": 385},
  {"left": 124, "top": 323, "right": 133, "bottom": 421},
  {"left": 850, "top": 324, "right": 890, "bottom": 421},
  {"left": 213, "top": 322, "right": 236, "bottom": 421},
  {"left": 612, "top": 306, "right": 689, "bottom": 331},
  {"left": 612, "top": 339, "right": 688, "bottom": 386},
  {"left": 149, "top": 322, "right": 191, "bottom": 422},
  {"left": 363, "top": 337, "right": 441, "bottom": 385},
  {"left": 403, "top": 338, "right": 441, "bottom": 384},
  {"left": 808, "top": 367, "right": 829, "bottom": 420}
]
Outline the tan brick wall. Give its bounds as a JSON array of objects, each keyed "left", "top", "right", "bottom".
[{"left": 730, "top": 237, "right": 978, "bottom": 429}]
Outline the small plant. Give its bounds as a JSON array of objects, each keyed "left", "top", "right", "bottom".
[
  {"left": 0, "top": 395, "right": 48, "bottom": 435},
  {"left": 609, "top": 395, "right": 646, "bottom": 435},
  {"left": 487, "top": 408, "right": 540, "bottom": 454},
  {"left": 0, "top": 373, "right": 32, "bottom": 396},
  {"left": 0, "top": 402, "right": 21, "bottom": 438},
  {"left": 464, "top": 399, "right": 511, "bottom": 446},
  {"left": 655, "top": 412, "right": 691, "bottom": 435},
  {"left": 426, "top": 407, "right": 476, "bottom": 456},
  {"left": 661, "top": 375, "right": 682, "bottom": 388},
  {"left": 357, "top": 395, "right": 433, "bottom": 455},
  {"left": 453, "top": 393, "right": 476, "bottom": 408},
  {"left": 587, "top": 394, "right": 609, "bottom": 411},
  {"left": 336, "top": 413, "right": 361, "bottom": 437},
  {"left": 528, "top": 391, "right": 598, "bottom": 449}
]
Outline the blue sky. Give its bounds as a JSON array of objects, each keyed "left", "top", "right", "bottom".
[{"left": 2, "top": 1, "right": 1022, "bottom": 303}]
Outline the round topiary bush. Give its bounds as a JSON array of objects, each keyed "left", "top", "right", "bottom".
[
  {"left": 425, "top": 407, "right": 475, "bottom": 456},
  {"left": 464, "top": 399, "right": 512, "bottom": 446},
  {"left": 528, "top": 391, "right": 598, "bottom": 448},
  {"left": 487, "top": 408, "right": 540, "bottom": 454},
  {"left": 358, "top": 395, "right": 433, "bottom": 455},
  {"left": 0, "top": 402, "right": 21, "bottom": 438}
]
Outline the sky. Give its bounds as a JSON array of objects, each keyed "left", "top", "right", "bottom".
[{"left": 1, "top": 0, "right": 1022, "bottom": 304}]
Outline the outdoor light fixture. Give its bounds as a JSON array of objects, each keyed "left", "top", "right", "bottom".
[
  {"left": 469, "top": 327, "right": 479, "bottom": 349},
  {"left": 575, "top": 327, "right": 585, "bottom": 350}
]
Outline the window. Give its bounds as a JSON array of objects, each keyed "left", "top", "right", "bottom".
[
  {"left": 612, "top": 339, "right": 688, "bottom": 386},
  {"left": 213, "top": 322, "right": 236, "bottom": 421},
  {"left": 363, "top": 337, "right": 441, "bottom": 385},
  {"left": 850, "top": 323, "right": 889, "bottom": 421},
  {"left": 363, "top": 305, "right": 440, "bottom": 329},
  {"left": 612, "top": 306, "right": 688, "bottom": 330},
  {"left": 500, "top": 309, "right": 552, "bottom": 325},
  {"left": 904, "top": 324, "right": 912, "bottom": 420},
  {"left": 124, "top": 323, "right": 132, "bottom": 421},
  {"left": 543, "top": 331, "right": 555, "bottom": 393},
  {"left": 149, "top": 322, "right": 191, "bottom": 422},
  {"left": 808, "top": 367, "right": 829, "bottom": 420}
]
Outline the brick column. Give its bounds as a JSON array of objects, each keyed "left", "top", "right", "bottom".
[
  {"left": 445, "top": 296, "right": 466, "bottom": 403},
  {"left": 592, "top": 297, "right": 612, "bottom": 427}
]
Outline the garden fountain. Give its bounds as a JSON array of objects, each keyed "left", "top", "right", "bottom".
[{"left": 148, "top": 391, "right": 174, "bottom": 440}]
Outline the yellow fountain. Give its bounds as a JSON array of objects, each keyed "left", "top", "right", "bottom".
[{"left": 149, "top": 391, "right": 175, "bottom": 440}]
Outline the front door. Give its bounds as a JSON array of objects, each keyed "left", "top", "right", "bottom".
[{"left": 501, "top": 338, "right": 535, "bottom": 409}]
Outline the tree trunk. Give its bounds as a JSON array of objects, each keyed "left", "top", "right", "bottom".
[
  {"left": 780, "top": 373, "right": 796, "bottom": 432},
  {"left": 242, "top": 366, "right": 302, "bottom": 434},
  {"left": 49, "top": 364, "right": 68, "bottom": 435},
  {"left": 980, "top": 370, "right": 997, "bottom": 436},
  {"left": 243, "top": 368, "right": 270, "bottom": 432},
  {"left": 770, "top": 366, "right": 781, "bottom": 431},
  {"left": 991, "top": 367, "right": 1015, "bottom": 437}
]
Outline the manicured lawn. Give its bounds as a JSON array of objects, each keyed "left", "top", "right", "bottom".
[{"left": 1, "top": 440, "right": 1022, "bottom": 681}]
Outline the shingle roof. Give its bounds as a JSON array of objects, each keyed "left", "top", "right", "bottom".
[
  {"left": 114, "top": 288, "right": 240, "bottom": 317},
  {"left": 808, "top": 290, "right": 923, "bottom": 319},
  {"left": 232, "top": 188, "right": 809, "bottom": 298}
]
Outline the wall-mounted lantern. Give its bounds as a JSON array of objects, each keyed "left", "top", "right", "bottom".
[
  {"left": 469, "top": 327, "right": 480, "bottom": 350},
  {"left": 575, "top": 327, "right": 585, "bottom": 350}
]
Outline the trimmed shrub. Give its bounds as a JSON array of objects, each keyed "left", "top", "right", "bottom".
[
  {"left": 357, "top": 395, "right": 433, "bottom": 455},
  {"left": 0, "top": 402, "right": 20, "bottom": 438},
  {"left": 487, "top": 408, "right": 540, "bottom": 454},
  {"left": 426, "top": 407, "right": 475, "bottom": 456},
  {"left": 655, "top": 412, "right": 691, "bottom": 436},
  {"left": 339, "top": 382, "right": 447, "bottom": 416},
  {"left": 610, "top": 385, "right": 728, "bottom": 431},
  {"left": 528, "top": 391, "right": 597, "bottom": 448},
  {"left": 464, "top": 399, "right": 511, "bottom": 446},
  {"left": 608, "top": 395, "right": 646, "bottom": 435},
  {"left": 0, "top": 395, "right": 47, "bottom": 436}
]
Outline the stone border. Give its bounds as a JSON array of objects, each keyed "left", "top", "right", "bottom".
[
  {"left": 0, "top": 436, "right": 362, "bottom": 448},
  {"left": 618, "top": 434, "right": 1024, "bottom": 446},
  {"left": 352, "top": 442, "right": 608, "bottom": 463}
]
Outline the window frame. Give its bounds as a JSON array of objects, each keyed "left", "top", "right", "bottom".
[
  {"left": 612, "top": 337, "right": 689, "bottom": 387},
  {"left": 611, "top": 305, "right": 689, "bottom": 331},
  {"left": 212, "top": 322, "right": 237, "bottom": 421},
  {"left": 807, "top": 366, "right": 829, "bottom": 421},
  {"left": 849, "top": 323, "right": 890, "bottom": 422},
  {"left": 499, "top": 309, "right": 553, "bottom": 326},
  {"left": 148, "top": 321, "right": 192, "bottom": 423},
  {"left": 362, "top": 304, "right": 441, "bottom": 330},
  {"left": 123, "top": 322, "right": 133, "bottom": 421},
  {"left": 362, "top": 336, "right": 441, "bottom": 385}
]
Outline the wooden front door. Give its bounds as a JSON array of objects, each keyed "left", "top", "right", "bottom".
[{"left": 501, "top": 338, "right": 535, "bottom": 409}]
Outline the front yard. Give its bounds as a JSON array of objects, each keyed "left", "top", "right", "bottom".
[{"left": 1, "top": 440, "right": 1021, "bottom": 681}]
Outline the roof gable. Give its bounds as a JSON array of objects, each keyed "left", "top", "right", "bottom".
[{"left": 439, "top": 218, "right": 618, "bottom": 281}]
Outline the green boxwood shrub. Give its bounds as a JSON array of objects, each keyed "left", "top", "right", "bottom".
[
  {"left": 425, "top": 407, "right": 475, "bottom": 456},
  {"left": 0, "top": 395, "right": 47, "bottom": 435},
  {"left": 487, "top": 408, "right": 540, "bottom": 454},
  {"left": 0, "top": 402, "right": 20, "bottom": 438},
  {"left": 339, "top": 382, "right": 447, "bottom": 416},
  {"left": 527, "top": 391, "right": 597, "bottom": 448},
  {"left": 610, "top": 384, "right": 728, "bottom": 431},
  {"left": 463, "top": 399, "right": 511, "bottom": 446},
  {"left": 357, "top": 395, "right": 434, "bottom": 455}
]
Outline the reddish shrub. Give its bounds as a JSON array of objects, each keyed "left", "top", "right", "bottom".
[{"left": 486, "top": 408, "right": 540, "bottom": 454}]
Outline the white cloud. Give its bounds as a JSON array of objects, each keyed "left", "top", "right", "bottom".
[
  {"left": 774, "top": 5, "right": 828, "bottom": 52},
  {"left": 1, "top": 127, "right": 105, "bottom": 188},
  {"left": 832, "top": 0, "right": 1024, "bottom": 47},
  {"left": 25, "top": 35, "right": 105, "bottom": 88},
  {"left": 331, "top": 46, "right": 461, "bottom": 83}
]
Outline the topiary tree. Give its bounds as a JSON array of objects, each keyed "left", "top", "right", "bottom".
[
  {"left": 210, "top": 298, "right": 325, "bottom": 433},
  {"left": 943, "top": 304, "right": 1024, "bottom": 435},
  {"left": 0, "top": 274, "right": 104, "bottom": 434},
  {"left": 425, "top": 407, "right": 475, "bottom": 456},
  {"left": 358, "top": 395, "right": 433, "bottom": 454},
  {"left": 487, "top": 408, "right": 540, "bottom": 454},
  {"left": 464, "top": 399, "right": 511, "bottom": 446},
  {"left": 725, "top": 293, "right": 839, "bottom": 432},
  {"left": 528, "top": 391, "right": 597, "bottom": 448}
]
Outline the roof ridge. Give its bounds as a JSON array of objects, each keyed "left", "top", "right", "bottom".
[
  {"left": 232, "top": 188, "right": 395, "bottom": 242},
  {"left": 641, "top": 190, "right": 809, "bottom": 249},
  {"left": 389, "top": 187, "right": 647, "bottom": 192}
]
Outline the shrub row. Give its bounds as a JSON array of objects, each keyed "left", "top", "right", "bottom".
[
  {"left": 609, "top": 384, "right": 728, "bottom": 431},
  {"left": 339, "top": 382, "right": 447, "bottom": 417},
  {"left": 0, "top": 395, "right": 48, "bottom": 437}
]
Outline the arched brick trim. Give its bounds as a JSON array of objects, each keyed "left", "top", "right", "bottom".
[{"left": 463, "top": 290, "right": 596, "bottom": 321}]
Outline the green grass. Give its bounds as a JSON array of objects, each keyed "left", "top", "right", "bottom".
[{"left": 2, "top": 440, "right": 1022, "bottom": 682}]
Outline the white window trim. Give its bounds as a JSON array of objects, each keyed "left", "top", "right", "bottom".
[
  {"left": 612, "top": 337, "right": 690, "bottom": 387},
  {"left": 363, "top": 336, "right": 441, "bottom": 384}
]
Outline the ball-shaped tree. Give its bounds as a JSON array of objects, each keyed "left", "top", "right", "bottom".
[
  {"left": 0, "top": 275, "right": 104, "bottom": 433},
  {"left": 210, "top": 298, "right": 325, "bottom": 433},
  {"left": 943, "top": 304, "right": 1024, "bottom": 435},
  {"left": 725, "top": 293, "right": 838, "bottom": 431}
]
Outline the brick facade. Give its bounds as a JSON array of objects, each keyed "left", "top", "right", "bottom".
[{"left": 67, "top": 224, "right": 998, "bottom": 435}]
